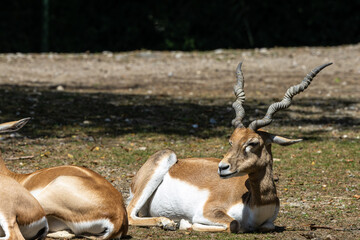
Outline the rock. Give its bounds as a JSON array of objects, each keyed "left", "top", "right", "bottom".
[{"left": 56, "top": 85, "right": 65, "bottom": 91}]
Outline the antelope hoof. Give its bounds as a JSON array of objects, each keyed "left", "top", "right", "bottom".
[
  {"left": 179, "top": 219, "right": 192, "bottom": 231},
  {"left": 229, "top": 220, "right": 241, "bottom": 233},
  {"left": 258, "top": 222, "right": 275, "bottom": 232},
  {"left": 159, "top": 217, "right": 177, "bottom": 231}
]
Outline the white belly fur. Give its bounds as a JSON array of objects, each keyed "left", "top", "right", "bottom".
[
  {"left": 0, "top": 213, "right": 9, "bottom": 238},
  {"left": 19, "top": 216, "right": 48, "bottom": 239},
  {"left": 227, "top": 203, "right": 277, "bottom": 230},
  {"left": 149, "top": 173, "right": 209, "bottom": 222},
  {"left": 148, "top": 173, "right": 277, "bottom": 230},
  {"left": 47, "top": 216, "right": 114, "bottom": 238}
]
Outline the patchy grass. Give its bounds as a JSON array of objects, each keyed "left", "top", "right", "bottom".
[{"left": 1, "top": 90, "right": 358, "bottom": 239}]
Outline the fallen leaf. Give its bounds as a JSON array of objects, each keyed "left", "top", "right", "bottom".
[
  {"left": 40, "top": 151, "right": 51, "bottom": 158},
  {"left": 354, "top": 194, "right": 360, "bottom": 199},
  {"left": 67, "top": 153, "right": 74, "bottom": 158},
  {"left": 90, "top": 146, "right": 101, "bottom": 151}
]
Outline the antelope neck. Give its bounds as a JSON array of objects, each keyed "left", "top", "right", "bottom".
[
  {"left": 0, "top": 155, "right": 26, "bottom": 182},
  {"left": 247, "top": 163, "right": 277, "bottom": 206}
]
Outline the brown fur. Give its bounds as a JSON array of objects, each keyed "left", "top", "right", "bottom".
[
  {"left": 128, "top": 127, "right": 298, "bottom": 232},
  {"left": 2, "top": 222, "right": 25, "bottom": 240},
  {"left": 0, "top": 119, "right": 128, "bottom": 239},
  {"left": 127, "top": 150, "right": 177, "bottom": 227},
  {"left": 168, "top": 157, "right": 277, "bottom": 229},
  {"left": 0, "top": 156, "right": 128, "bottom": 239},
  {"left": 220, "top": 128, "right": 278, "bottom": 206},
  {"left": 129, "top": 150, "right": 175, "bottom": 196},
  {"left": 0, "top": 174, "right": 47, "bottom": 239}
]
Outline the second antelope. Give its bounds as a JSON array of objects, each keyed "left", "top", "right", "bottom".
[
  {"left": 0, "top": 122, "right": 48, "bottom": 240},
  {"left": 127, "top": 62, "right": 332, "bottom": 233},
  {"left": 0, "top": 119, "right": 128, "bottom": 239}
]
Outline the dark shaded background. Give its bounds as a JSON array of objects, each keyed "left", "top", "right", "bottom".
[{"left": 1, "top": 0, "right": 360, "bottom": 52}]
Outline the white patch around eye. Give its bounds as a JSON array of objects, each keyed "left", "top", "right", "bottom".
[{"left": 245, "top": 146, "right": 252, "bottom": 153}]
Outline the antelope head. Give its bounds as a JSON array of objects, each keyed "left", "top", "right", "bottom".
[{"left": 218, "top": 62, "right": 332, "bottom": 178}]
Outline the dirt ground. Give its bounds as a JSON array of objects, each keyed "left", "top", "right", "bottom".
[
  {"left": 0, "top": 44, "right": 359, "bottom": 240},
  {"left": 0, "top": 45, "right": 359, "bottom": 99}
]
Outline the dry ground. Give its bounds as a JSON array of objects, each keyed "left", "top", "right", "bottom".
[{"left": 0, "top": 44, "right": 359, "bottom": 239}]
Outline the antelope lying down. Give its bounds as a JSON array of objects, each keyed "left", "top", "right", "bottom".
[
  {"left": 0, "top": 175, "right": 48, "bottom": 240},
  {"left": 0, "top": 122, "right": 48, "bottom": 240},
  {"left": 127, "top": 62, "right": 332, "bottom": 233},
  {"left": 0, "top": 118, "right": 128, "bottom": 239}
]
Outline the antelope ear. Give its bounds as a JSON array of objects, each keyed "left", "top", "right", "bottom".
[
  {"left": 267, "top": 134, "right": 302, "bottom": 146},
  {"left": 0, "top": 118, "right": 31, "bottom": 133}
]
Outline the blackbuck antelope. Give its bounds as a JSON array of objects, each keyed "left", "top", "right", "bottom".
[
  {"left": 0, "top": 121, "right": 48, "bottom": 240},
  {"left": 0, "top": 118, "right": 128, "bottom": 239},
  {"left": 127, "top": 62, "right": 332, "bottom": 233}
]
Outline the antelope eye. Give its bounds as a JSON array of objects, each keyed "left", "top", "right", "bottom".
[{"left": 245, "top": 141, "right": 259, "bottom": 153}]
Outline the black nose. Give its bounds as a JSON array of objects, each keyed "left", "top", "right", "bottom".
[{"left": 218, "top": 164, "right": 230, "bottom": 171}]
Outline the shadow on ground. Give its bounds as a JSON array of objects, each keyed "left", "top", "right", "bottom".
[{"left": 0, "top": 85, "right": 358, "bottom": 138}]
